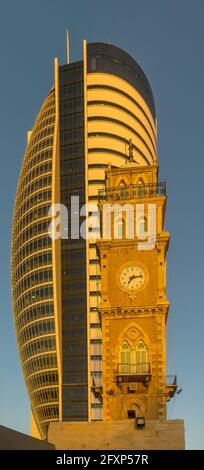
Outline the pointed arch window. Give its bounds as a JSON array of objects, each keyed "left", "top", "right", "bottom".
[
  {"left": 134, "top": 340, "right": 148, "bottom": 373},
  {"left": 119, "top": 180, "right": 127, "bottom": 200},
  {"left": 137, "top": 178, "right": 145, "bottom": 198},
  {"left": 120, "top": 341, "right": 131, "bottom": 373},
  {"left": 137, "top": 178, "right": 144, "bottom": 185}
]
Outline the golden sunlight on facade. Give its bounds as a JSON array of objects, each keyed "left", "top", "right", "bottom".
[{"left": 11, "top": 40, "right": 184, "bottom": 449}]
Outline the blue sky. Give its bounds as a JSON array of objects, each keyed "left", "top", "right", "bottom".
[{"left": 0, "top": 0, "right": 203, "bottom": 449}]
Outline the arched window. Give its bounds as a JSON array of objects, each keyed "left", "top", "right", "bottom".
[
  {"left": 119, "top": 341, "right": 131, "bottom": 373},
  {"left": 137, "top": 178, "right": 145, "bottom": 197},
  {"left": 134, "top": 340, "right": 148, "bottom": 373},
  {"left": 137, "top": 178, "right": 145, "bottom": 185},
  {"left": 119, "top": 180, "right": 127, "bottom": 200}
]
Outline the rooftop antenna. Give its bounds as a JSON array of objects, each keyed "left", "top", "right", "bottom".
[{"left": 66, "top": 29, "right": 70, "bottom": 64}]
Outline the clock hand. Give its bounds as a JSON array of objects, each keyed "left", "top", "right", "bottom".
[{"left": 128, "top": 274, "right": 143, "bottom": 284}]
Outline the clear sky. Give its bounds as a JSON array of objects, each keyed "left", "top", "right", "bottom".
[{"left": 0, "top": 0, "right": 203, "bottom": 450}]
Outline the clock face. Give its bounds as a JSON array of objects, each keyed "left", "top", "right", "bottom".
[{"left": 118, "top": 263, "right": 148, "bottom": 293}]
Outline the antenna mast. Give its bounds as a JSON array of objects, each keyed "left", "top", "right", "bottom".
[{"left": 66, "top": 30, "right": 70, "bottom": 64}]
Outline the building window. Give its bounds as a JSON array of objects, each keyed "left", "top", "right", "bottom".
[
  {"left": 119, "top": 180, "right": 127, "bottom": 199},
  {"left": 119, "top": 340, "right": 149, "bottom": 374},
  {"left": 119, "top": 341, "right": 131, "bottom": 373},
  {"left": 134, "top": 340, "right": 148, "bottom": 373},
  {"left": 137, "top": 178, "right": 146, "bottom": 198}
]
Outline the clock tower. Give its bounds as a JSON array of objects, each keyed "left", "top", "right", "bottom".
[{"left": 96, "top": 160, "right": 177, "bottom": 422}]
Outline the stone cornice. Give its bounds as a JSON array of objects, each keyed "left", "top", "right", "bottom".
[
  {"left": 96, "top": 233, "right": 170, "bottom": 250},
  {"left": 99, "top": 303, "right": 169, "bottom": 318}
]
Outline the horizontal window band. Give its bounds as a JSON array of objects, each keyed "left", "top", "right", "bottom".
[
  {"left": 19, "top": 334, "right": 56, "bottom": 355},
  {"left": 88, "top": 100, "right": 156, "bottom": 149},
  {"left": 61, "top": 401, "right": 88, "bottom": 406},
  {"left": 88, "top": 133, "right": 152, "bottom": 165},
  {"left": 14, "top": 247, "right": 52, "bottom": 274},
  {"left": 60, "top": 141, "right": 84, "bottom": 149},
  {"left": 60, "top": 126, "right": 84, "bottom": 135},
  {"left": 19, "top": 159, "right": 53, "bottom": 190},
  {"left": 62, "top": 383, "right": 88, "bottom": 388},
  {"left": 62, "top": 341, "right": 88, "bottom": 347},
  {"left": 91, "top": 371, "right": 102, "bottom": 376},
  {"left": 87, "top": 84, "right": 155, "bottom": 135},
  {"left": 88, "top": 163, "right": 118, "bottom": 169},
  {"left": 88, "top": 115, "right": 156, "bottom": 157},
  {"left": 25, "top": 370, "right": 58, "bottom": 384},
  {"left": 88, "top": 147, "right": 127, "bottom": 160},
  {"left": 15, "top": 298, "right": 54, "bottom": 322},
  {"left": 15, "top": 280, "right": 53, "bottom": 303},
  {"left": 88, "top": 180, "right": 105, "bottom": 185},
  {"left": 90, "top": 339, "right": 102, "bottom": 344},
  {"left": 18, "top": 155, "right": 53, "bottom": 188},
  {"left": 91, "top": 404, "right": 102, "bottom": 408}
]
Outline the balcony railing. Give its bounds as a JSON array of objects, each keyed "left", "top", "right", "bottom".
[
  {"left": 98, "top": 182, "right": 166, "bottom": 202},
  {"left": 116, "top": 363, "right": 151, "bottom": 382},
  {"left": 166, "top": 375, "right": 177, "bottom": 398}
]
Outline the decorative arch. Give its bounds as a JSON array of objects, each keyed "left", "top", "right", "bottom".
[
  {"left": 137, "top": 177, "right": 145, "bottom": 185},
  {"left": 116, "top": 322, "right": 151, "bottom": 350},
  {"left": 119, "top": 179, "right": 127, "bottom": 187},
  {"left": 118, "top": 179, "right": 127, "bottom": 200},
  {"left": 115, "top": 323, "right": 151, "bottom": 374},
  {"left": 134, "top": 178, "right": 146, "bottom": 198},
  {"left": 122, "top": 398, "right": 145, "bottom": 419}
]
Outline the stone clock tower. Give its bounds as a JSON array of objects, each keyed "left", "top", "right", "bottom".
[{"left": 96, "top": 161, "right": 177, "bottom": 422}]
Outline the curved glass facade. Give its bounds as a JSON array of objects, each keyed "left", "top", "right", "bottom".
[
  {"left": 11, "top": 89, "right": 59, "bottom": 438},
  {"left": 86, "top": 42, "right": 157, "bottom": 420},
  {"left": 87, "top": 42, "right": 156, "bottom": 119}
]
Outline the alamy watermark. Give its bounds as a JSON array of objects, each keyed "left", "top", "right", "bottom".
[{"left": 48, "top": 197, "right": 156, "bottom": 250}]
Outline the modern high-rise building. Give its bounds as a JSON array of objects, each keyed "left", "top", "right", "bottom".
[{"left": 11, "top": 40, "right": 183, "bottom": 446}]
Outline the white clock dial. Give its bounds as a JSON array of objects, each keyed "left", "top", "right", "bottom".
[{"left": 120, "top": 265, "right": 145, "bottom": 291}]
